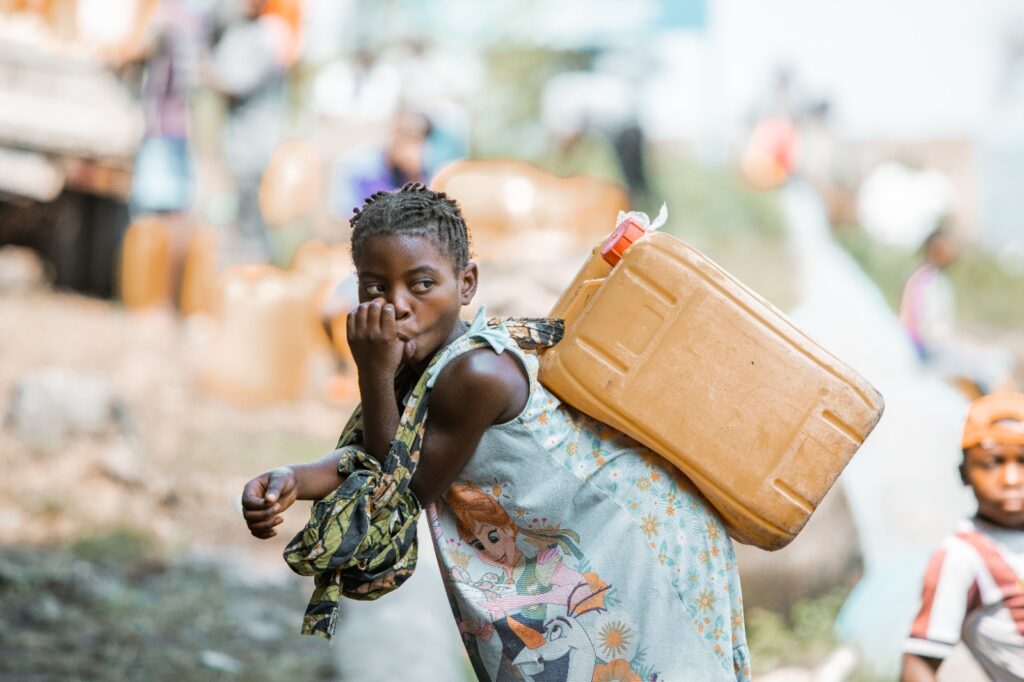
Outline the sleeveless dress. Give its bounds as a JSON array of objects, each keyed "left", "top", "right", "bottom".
[{"left": 425, "top": 308, "right": 751, "bottom": 682}]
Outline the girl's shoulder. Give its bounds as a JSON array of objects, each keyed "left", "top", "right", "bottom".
[
  {"left": 429, "top": 347, "right": 530, "bottom": 426},
  {"left": 434, "top": 346, "right": 527, "bottom": 391}
]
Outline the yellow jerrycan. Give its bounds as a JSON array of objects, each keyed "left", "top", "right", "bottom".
[
  {"left": 179, "top": 226, "right": 218, "bottom": 316},
  {"left": 119, "top": 215, "right": 171, "bottom": 309},
  {"left": 539, "top": 210, "right": 884, "bottom": 550},
  {"left": 202, "top": 265, "right": 319, "bottom": 405}
]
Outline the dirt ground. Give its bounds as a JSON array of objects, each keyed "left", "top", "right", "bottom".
[{"left": 0, "top": 288, "right": 354, "bottom": 680}]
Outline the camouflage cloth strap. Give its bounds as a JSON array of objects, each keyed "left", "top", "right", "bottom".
[
  {"left": 282, "top": 314, "right": 563, "bottom": 639},
  {"left": 500, "top": 317, "right": 564, "bottom": 350}
]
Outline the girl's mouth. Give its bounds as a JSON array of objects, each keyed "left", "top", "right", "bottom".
[{"left": 1000, "top": 497, "right": 1024, "bottom": 511}]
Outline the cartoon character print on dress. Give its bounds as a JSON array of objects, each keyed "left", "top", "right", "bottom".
[{"left": 438, "top": 482, "right": 658, "bottom": 682}]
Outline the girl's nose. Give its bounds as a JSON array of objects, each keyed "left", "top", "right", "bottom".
[
  {"left": 390, "top": 291, "right": 412, "bottom": 319},
  {"left": 1001, "top": 461, "right": 1023, "bottom": 487}
]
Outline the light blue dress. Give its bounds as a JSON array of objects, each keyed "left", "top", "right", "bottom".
[{"left": 425, "top": 309, "right": 750, "bottom": 682}]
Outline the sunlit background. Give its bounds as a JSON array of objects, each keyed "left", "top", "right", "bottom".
[{"left": 1, "top": 0, "right": 1022, "bottom": 680}]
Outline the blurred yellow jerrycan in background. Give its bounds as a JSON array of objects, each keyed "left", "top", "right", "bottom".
[
  {"left": 259, "top": 139, "right": 321, "bottom": 229},
  {"left": 119, "top": 215, "right": 171, "bottom": 309},
  {"left": 203, "top": 264, "right": 318, "bottom": 405},
  {"left": 179, "top": 226, "right": 218, "bottom": 316},
  {"left": 539, "top": 212, "right": 885, "bottom": 550},
  {"left": 289, "top": 239, "right": 356, "bottom": 366}
]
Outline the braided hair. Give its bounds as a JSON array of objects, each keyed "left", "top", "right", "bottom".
[{"left": 350, "top": 182, "right": 471, "bottom": 272}]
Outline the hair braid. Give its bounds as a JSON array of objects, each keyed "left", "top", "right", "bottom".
[{"left": 350, "top": 182, "right": 471, "bottom": 271}]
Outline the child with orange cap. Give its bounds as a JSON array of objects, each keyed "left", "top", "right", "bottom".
[{"left": 901, "top": 391, "right": 1024, "bottom": 681}]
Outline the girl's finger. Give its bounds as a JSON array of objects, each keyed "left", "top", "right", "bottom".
[
  {"left": 346, "top": 305, "right": 357, "bottom": 341},
  {"left": 381, "top": 304, "right": 396, "bottom": 339},
  {"left": 248, "top": 515, "right": 283, "bottom": 532},
  {"left": 240, "top": 487, "right": 268, "bottom": 510},
  {"left": 355, "top": 302, "right": 369, "bottom": 333},
  {"left": 366, "top": 298, "right": 383, "bottom": 336},
  {"left": 403, "top": 339, "right": 417, "bottom": 363},
  {"left": 265, "top": 470, "right": 294, "bottom": 503},
  {"left": 252, "top": 527, "right": 277, "bottom": 539},
  {"left": 243, "top": 505, "right": 281, "bottom": 522}
]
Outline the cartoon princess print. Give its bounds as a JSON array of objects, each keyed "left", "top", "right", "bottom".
[{"left": 443, "top": 484, "right": 603, "bottom": 668}]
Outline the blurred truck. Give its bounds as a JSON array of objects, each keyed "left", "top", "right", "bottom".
[{"left": 0, "top": 6, "right": 145, "bottom": 297}]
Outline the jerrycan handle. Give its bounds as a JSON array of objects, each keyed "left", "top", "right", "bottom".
[{"left": 560, "top": 278, "right": 604, "bottom": 328}]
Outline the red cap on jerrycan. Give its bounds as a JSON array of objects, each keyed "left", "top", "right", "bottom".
[{"left": 600, "top": 216, "right": 648, "bottom": 266}]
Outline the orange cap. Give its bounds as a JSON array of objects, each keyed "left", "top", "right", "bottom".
[
  {"left": 961, "top": 391, "right": 1024, "bottom": 449},
  {"left": 601, "top": 217, "right": 647, "bottom": 266}
]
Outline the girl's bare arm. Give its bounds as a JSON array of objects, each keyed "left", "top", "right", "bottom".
[
  {"left": 241, "top": 451, "right": 348, "bottom": 539},
  {"left": 347, "top": 300, "right": 409, "bottom": 463},
  {"left": 242, "top": 346, "right": 526, "bottom": 538},
  {"left": 410, "top": 348, "right": 529, "bottom": 507}
]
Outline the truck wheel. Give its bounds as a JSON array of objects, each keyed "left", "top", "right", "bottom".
[{"left": 43, "top": 191, "right": 129, "bottom": 298}]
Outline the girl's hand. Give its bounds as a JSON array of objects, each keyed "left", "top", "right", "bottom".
[
  {"left": 241, "top": 467, "right": 298, "bottom": 539},
  {"left": 346, "top": 299, "right": 416, "bottom": 380}
]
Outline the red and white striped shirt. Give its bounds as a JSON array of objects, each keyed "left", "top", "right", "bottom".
[{"left": 905, "top": 517, "right": 1024, "bottom": 681}]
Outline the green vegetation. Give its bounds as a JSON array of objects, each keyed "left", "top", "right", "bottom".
[
  {"left": 0, "top": 540, "right": 337, "bottom": 681},
  {"left": 71, "top": 527, "right": 159, "bottom": 566},
  {"left": 746, "top": 588, "right": 892, "bottom": 681},
  {"left": 472, "top": 46, "right": 591, "bottom": 159},
  {"left": 652, "top": 156, "right": 787, "bottom": 245},
  {"left": 652, "top": 155, "right": 796, "bottom": 311},
  {"left": 746, "top": 588, "right": 847, "bottom": 671}
]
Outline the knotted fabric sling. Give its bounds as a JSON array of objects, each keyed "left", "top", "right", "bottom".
[{"left": 283, "top": 311, "right": 563, "bottom": 638}]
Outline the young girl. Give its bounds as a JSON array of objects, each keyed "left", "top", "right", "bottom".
[{"left": 242, "top": 183, "right": 750, "bottom": 681}]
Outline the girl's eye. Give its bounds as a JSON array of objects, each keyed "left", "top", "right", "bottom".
[
  {"left": 410, "top": 280, "right": 435, "bottom": 294},
  {"left": 363, "top": 283, "right": 385, "bottom": 296},
  {"left": 488, "top": 531, "right": 500, "bottom": 544},
  {"left": 472, "top": 542, "right": 484, "bottom": 551}
]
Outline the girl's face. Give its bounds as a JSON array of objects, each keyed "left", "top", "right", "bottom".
[
  {"left": 469, "top": 522, "right": 520, "bottom": 567},
  {"left": 355, "top": 232, "right": 477, "bottom": 365}
]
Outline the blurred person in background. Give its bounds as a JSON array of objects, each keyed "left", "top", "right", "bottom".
[
  {"left": 538, "top": 117, "right": 624, "bottom": 189},
  {"left": 205, "top": 0, "right": 292, "bottom": 262},
  {"left": 329, "top": 110, "right": 438, "bottom": 222},
  {"left": 391, "top": 38, "right": 472, "bottom": 175},
  {"left": 537, "top": 70, "right": 627, "bottom": 190},
  {"left": 901, "top": 391, "right": 1024, "bottom": 682},
  {"left": 899, "top": 227, "right": 1016, "bottom": 397},
  {"left": 610, "top": 117, "right": 652, "bottom": 209},
  {"left": 324, "top": 109, "right": 445, "bottom": 366},
  {"left": 129, "top": 0, "right": 206, "bottom": 303}
]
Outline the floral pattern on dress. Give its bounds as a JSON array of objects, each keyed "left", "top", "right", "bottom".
[{"left": 517, "top": 353, "right": 750, "bottom": 680}]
